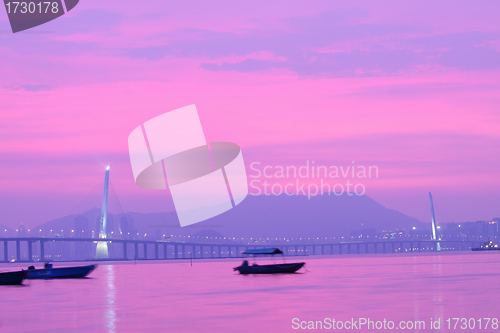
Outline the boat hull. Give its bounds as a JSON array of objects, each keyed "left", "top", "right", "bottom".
[
  {"left": 27, "top": 265, "right": 97, "bottom": 279},
  {"left": 0, "top": 271, "right": 27, "bottom": 285},
  {"left": 234, "top": 262, "right": 305, "bottom": 274}
]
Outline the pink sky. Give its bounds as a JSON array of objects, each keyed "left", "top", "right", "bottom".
[{"left": 0, "top": 1, "right": 499, "bottom": 229}]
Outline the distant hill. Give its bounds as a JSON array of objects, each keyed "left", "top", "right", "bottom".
[
  {"left": 0, "top": 223, "right": 15, "bottom": 236},
  {"left": 24, "top": 207, "right": 98, "bottom": 238},
  {"left": 181, "top": 194, "right": 426, "bottom": 238},
  {"left": 28, "top": 194, "right": 427, "bottom": 239}
]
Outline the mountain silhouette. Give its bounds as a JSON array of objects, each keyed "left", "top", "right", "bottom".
[{"left": 29, "top": 194, "right": 427, "bottom": 240}]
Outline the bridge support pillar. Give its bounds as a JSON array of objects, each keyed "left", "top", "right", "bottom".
[
  {"left": 357, "top": 243, "right": 360, "bottom": 254},
  {"left": 123, "top": 242, "right": 127, "bottom": 260},
  {"left": 182, "top": 245, "right": 185, "bottom": 258},
  {"left": 144, "top": 243, "right": 147, "bottom": 259},
  {"left": 16, "top": 240, "right": 20, "bottom": 262},
  {"left": 348, "top": 244, "right": 351, "bottom": 254},
  {"left": 28, "top": 241, "right": 33, "bottom": 262},
  {"left": 4, "top": 241, "right": 8, "bottom": 262},
  {"left": 418, "top": 242, "right": 421, "bottom": 252},
  {"left": 134, "top": 243, "right": 138, "bottom": 260},
  {"left": 339, "top": 244, "right": 342, "bottom": 255},
  {"left": 294, "top": 246, "right": 298, "bottom": 256},
  {"left": 40, "top": 240, "right": 45, "bottom": 261},
  {"left": 174, "top": 245, "right": 178, "bottom": 259},
  {"left": 211, "top": 246, "right": 214, "bottom": 258},
  {"left": 155, "top": 243, "right": 158, "bottom": 260},
  {"left": 164, "top": 244, "right": 168, "bottom": 259}
]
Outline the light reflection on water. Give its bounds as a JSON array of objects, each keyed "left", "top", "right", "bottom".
[
  {"left": 0, "top": 252, "right": 499, "bottom": 332},
  {"left": 105, "top": 265, "right": 116, "bottom": 333}
]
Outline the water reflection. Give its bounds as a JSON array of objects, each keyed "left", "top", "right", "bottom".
[
  {"left": 104, "top": 265, "right": 116, "bottom": 333},
  {"left": 1, "top": 253, "right": 500, "bottom": 332}
]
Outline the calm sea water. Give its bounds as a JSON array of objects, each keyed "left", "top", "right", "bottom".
[{"left": 1, "top": 252, "right": 499, "bottom": 332}]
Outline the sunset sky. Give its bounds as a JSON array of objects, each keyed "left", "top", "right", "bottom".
[{"left": 1, "top": 0, "right": 499, "bottom": 229}]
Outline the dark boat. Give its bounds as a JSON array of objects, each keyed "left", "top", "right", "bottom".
[
  {"left": 233, "top": 248, "right": 305, "bottom": 274},
  {"left": 472, "top": 240, "right": 500, "bottom": 251},
  {"left": 26, "top": 263, "right": 97, "bottom": 279},
  {"left": 0, "top": 270, "right": 27, "bottom": 285},
  {"left": 235, "top": 262, "right": 305, "bottom": 274}
]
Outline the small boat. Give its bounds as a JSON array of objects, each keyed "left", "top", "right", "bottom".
[
  {"left": 233, "top": 248, "right": 305, "bottom": 274},
  {"left": 472, "top": 240, "right": 500, "bottom": 251},
  {"left": 26, "top": 263, "right": 97, "bottom": 279},
  {"left": 0, "top": 270, "right": 27, "bottom": 285}
]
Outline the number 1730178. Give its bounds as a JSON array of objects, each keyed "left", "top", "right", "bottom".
[
  {"left": 446, "top": 318, "right": 498, "bottom": 330},
  {"left": 5, "top": 2, "right": 59, "bottom": 14}
]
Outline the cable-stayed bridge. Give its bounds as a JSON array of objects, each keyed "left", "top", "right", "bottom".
[
  {"left": 1, "top": 168, "right": 486, "bottom": 263},
  {"left": 0, "top": 237, "right": 485, "bottom": 263}
]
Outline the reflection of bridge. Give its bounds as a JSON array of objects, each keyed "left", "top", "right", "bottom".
[{"left": 0, "top": 237, "right": 485, "bottom": 262}]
